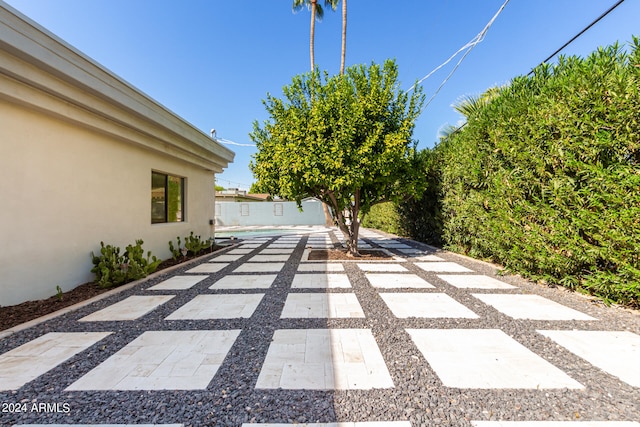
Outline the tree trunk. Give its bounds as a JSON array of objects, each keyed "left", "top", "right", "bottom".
[
  {"left": 310, "top": 0, "right": 317, "bottom": 70},
  {"left": 340, "top": 0, "right": 347, "bottom": 75},
  {"left": 346, "top": 188, "right": 361, "bottom": 256}
]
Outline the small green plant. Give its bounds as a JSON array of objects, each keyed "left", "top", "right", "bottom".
[
  {"left": 90, "top": 239, "right": 161, "bottom": 288},
  {"left": 56, "top": 285, "right": 63, "bottom": 301},
  {"left": 168, "top": 232, "right": 210, "bottom": 259},
  {"left": 168, "top": 236, "right": 182, "bottom": 260}
]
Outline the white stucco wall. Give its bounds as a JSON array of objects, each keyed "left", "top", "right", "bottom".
[
  {"left": 0, "top": 3, "right": 234, "bottom": 306},
  {"left": 0, "top": 100, "right": 216, "bottom": 306}
]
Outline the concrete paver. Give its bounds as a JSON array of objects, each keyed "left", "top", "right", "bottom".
[
  {"left": 165, "top": 294, "right": 264, "bottom": 319},
  {"left": 538, "top": 330, "right": 640, "bottom": 387},
  {"left": 255, "top": 329, "right": 394, "bottom": 390},
  {"left": 281, "top": 293, "right": 365, "bottom": 318},
  {"left": 380, "top": 293, "right": 479, "bottom": 318},
  {"left": 407, "top": 329, "right": 584, "bottom": 389},
  {"left": 66, "top": 330, "right": 240, "bottom": 390},
  {"left": 0, "top": 332, "right": 111, "bottom": 391},
  {"left": 79, "top": 295, "right": 174, "bottom": 321},
  {"left": 291, "top": 273, "right": 351, "bottom": 289}
]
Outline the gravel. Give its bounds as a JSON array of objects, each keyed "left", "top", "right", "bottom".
[{"left": 1, "top": 229, "right": 639, "bottom": 426}]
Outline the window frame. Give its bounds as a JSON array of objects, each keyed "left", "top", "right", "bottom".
[{"left": 151, "top": 170, "right": 185, "bottom": 224}]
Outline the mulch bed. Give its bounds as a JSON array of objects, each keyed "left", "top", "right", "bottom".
[
  {"left": 308, "top": 249, "right": 393, "bottom": 260},
  {"left": 0, "top": 246, "right": 225, "bottom": 332}
]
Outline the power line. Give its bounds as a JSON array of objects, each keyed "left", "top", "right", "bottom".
[
  {"left": 407, "top": 0, "right": 510, "bottom": 97},
  {"left": 527, "top": 0, "right": 625, "bottom": 75}
]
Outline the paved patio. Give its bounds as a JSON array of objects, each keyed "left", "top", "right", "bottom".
[{"left": 0, "top": 227, "right": 639, "bottom": 426}]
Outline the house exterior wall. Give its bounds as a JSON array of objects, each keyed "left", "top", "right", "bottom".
[
  {"left": 0, "top": 101, "right": 217, "bottom": 306},
  {"left": 0, "top": 3, "right": 234, "bottom": 306}
]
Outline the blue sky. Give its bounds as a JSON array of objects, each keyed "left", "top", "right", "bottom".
[{"left": 5, "top": 0, "right": 639, "bottom": 190}]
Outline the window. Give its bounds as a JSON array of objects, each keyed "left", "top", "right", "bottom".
[{"left": 151, "top": 171, "right": 185, "bottom": 223}]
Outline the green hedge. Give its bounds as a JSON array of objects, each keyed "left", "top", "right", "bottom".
[
  {"left": 402, "top": 39, "right": 640, "bottom": 306},
  {"left": 361, "top": 201, "right": 404, "bottom": 236}
]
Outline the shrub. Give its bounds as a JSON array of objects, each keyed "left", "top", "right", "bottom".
[
  {"left": 90, "top": 240, "right": 161, "bottom": 288},
  {"left": 361, "top": 202, "right": 404, "bottom": 236},
  {"left": 433, "top": 38, "right": 640, "bottom": 306},
  {"left": 168, "top": 231, "right": 211, "bottom": 259}
]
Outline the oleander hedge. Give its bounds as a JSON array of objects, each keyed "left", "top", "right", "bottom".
[{"left": 402, "top": 39, "right": 640, "bottom": 306}]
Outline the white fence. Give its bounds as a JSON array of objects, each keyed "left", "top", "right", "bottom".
[{"left": 214, "top": 200, "right": 329, "bottom": 226}]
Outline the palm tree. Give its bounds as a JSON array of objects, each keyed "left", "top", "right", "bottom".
[
  {"left": 339, "top": 0, "right": 347, "bottom": 74},
  {"left": 292, "top": 0, "right": 338, "bottom": 70},
  {"left": 453, "top": 86, "right": 501, "bottom": 119}
]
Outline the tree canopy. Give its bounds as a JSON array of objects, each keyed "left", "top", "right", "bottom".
[{"left": 250, "top": 59, "right": 424, "bottom": 254}]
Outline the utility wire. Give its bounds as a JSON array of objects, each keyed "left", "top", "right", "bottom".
[
  {"left": 407, "top": 0, "right": 510, "bottom": 96},
  {"left": 216, "top": 137, "right": 256, "bottom": 148},
  {"left": 527, "top": 0, "right": 625, "bottom": 75},
  {"left": 445, "top": 0, "right": 626, "bottom": 139}
]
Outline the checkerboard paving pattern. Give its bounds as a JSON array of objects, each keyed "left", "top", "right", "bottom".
[{"left": 3, "top": 227, "right": 640, "bottom": 425}]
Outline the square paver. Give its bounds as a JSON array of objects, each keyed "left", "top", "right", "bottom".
[
  {"left": 292, "top": 274, "right": 351, "bottom": 289},
  {"left": 267, "top": 244, "right": 298, "bottom": 249},
  {"left": 242, "top": 423, "right": 413, "bottom": 427},
  {"left": 186, "top": 263, "right": 229, "bottom": 273},
  {"left": 0, "top": 332, "right": 111, "bottom": 391},
  {"left": 472, "top": 423, "right": 640, "bottom": 427},
  {"left": 357, "top": 263, "right": 408, "bottom": 272},
  {"left": 380, "top": 293, "right": 478, "bottom": 318},
  {"left": 210, "top": 274, "right": 277, "bottom": 289},
  {"left": 298, "top": 263, "right": 345, "bottom": 272},
  {"left": 166, "top": 294, "right": 264, "bottom": 319},
  {"left": 227, "top": 248, "right": 255, "bottom": 254},
  {"left": 256, "top": 329, "right": 393, "bottom": 390},
  {"left": 147, "top": 275, "right": 209, "bottom": 291},
  {"left": 66, "top": 330, "right": 240, "bottom": 390},
  {"left": 260, "top": 248, "right": 295, "bottom": 254},
  {"left": 438, "top": 274, "right": 515, "bottom": 289},
  {"left": 209, "top": 254, "right": 244, "bottom": 262},
  {"left": 79, "top": 295, "right": 174, "bottom": 321},
  {"left": 415, "top": 262, "right": 473, "bottom": 273},
  {"left": 281, "top": 293, "right": 365, "bottom": 318},
  {"left": 365, "top": 273, "right": 434, "bottom": 289},
  {"left": 232, "top": 262, "right": 285, "bottom": 273},
  {"left": 239, "top": 243, "right": 262, "bottom": 248},
  {"left": 248, "top": 254, "right": 291, "bottom": 262},
  {"left": 406, "top": 329, "right": 583, "bottom": 389},
  {"left": 539, "top": 330, "right": 640, "bottom": 387},
  {"left": 473, "top": 294, "right": 596, "bottom": 320},
  {"left": 411, "top": 254, "right": 446, "bottom": 262}
]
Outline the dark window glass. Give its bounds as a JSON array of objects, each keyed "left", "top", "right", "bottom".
[{"left": 151, "top": 171, "right": 184, "bottom": 223}]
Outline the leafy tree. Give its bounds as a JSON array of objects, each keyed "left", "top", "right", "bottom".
[
  {"left": 215, "top": 184, "right": 225, "bottom": 191},
  {"left": 250, "top": 59, "right": 424, "bottom": 255},
  {"left": 292, "top": 0, "right": 338, "bottom": 70}
]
